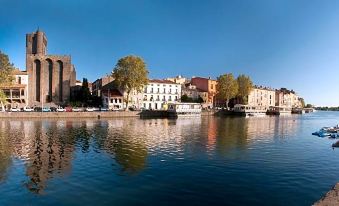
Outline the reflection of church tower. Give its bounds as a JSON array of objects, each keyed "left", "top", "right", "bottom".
[
  {"left": 23, "top": 121, "right": 74, "bottom": 194},
  {"left": 26, "top": 29, "right": 76, "bottom": 106}
]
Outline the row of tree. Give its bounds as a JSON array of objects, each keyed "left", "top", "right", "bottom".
[{"left": 110, "top": 56, "right": 255, "bottom": 109}]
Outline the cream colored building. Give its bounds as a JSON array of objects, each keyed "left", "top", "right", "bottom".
[
  {"left": 275, "top": 88, "right": 302, "bottom": 108},
  {"left": 247, "top": 86, "right": 276, "bottom": 109},
  {"left": 142, "top": 79, "right": 181, "bottom": 110}
]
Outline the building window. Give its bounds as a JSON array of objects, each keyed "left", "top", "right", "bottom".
[
  {"left": 211, "top": 84, "right": 213, "bottom": 90},
  {"left": 163, "top": 88, "right": 166, "bottom": 93},
  {"left": 169, "top": 96, "right": 172, "bottom": 101},
  {"left": 157, "top": 88, "right": 160, "bottom": 93}
]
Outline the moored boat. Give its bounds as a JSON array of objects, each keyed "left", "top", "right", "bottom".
[
  {"left": 167, "top": 103, "right": 202, "bottom": 117},
  {"left": 233, "top": 104, "right": 267, "bottom": 117}
]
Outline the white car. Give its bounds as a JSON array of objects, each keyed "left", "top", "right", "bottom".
[
  {"left": 23, "top": 106, "right": 34, "bottom": 112},
  {"left": 86, "top": 107, "right": 95, "bottom": 112},
  {"left": 72, "top": 108, "right": 82, "bottom": 112},
  {"left": 56, "top": 107, "right": 66, "bottom": 112},
  {"left": 10, "top": 108, "right": 20, "bottom": 112}
]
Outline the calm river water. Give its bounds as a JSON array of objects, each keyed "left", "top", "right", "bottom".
[{"left": 0, "top": 112, "right": 339, "bottom": 206}]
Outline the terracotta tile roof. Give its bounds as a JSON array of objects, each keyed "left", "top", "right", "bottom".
[
  {"left": 102, "top": 89, "right": 123, "bottom": 97},
  {"left": 191, "top": 76, "right": 216, "bottom": 81},
  {"left": 149, "top": 79, "right": 179, "bottom": 84},
  {"left": 0, "top": 84, "right": 26, "bottom": 89},
  {"left": 101, "top": 80, "right": 119, "bottom": 91},
  {"left": 12, "top": 69, "right": 27, "bottom": 75}
]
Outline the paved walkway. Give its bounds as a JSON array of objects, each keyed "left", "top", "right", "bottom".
[{"left": 314, "top": 183, "right": 339, "bottom": 206}]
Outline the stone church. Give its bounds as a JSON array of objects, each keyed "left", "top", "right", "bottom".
[{"left": 26, "top": 29, "right": 76, "bottom": 106}]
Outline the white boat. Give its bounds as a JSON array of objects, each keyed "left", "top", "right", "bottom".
[
  {"left": 267, "top": 106, "right": 291, "bottom": 115},
  {"left": 167, "top": 103, "right": 202, "bottom": 117},
  {"left": 233, "top": 104, "right": 267, "bottom": 116}
]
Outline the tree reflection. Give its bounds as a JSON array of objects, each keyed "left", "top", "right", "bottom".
[
  {"left": 0, "top": 131, "right": 11, "bottom": 183},
  {"left": 100, "top": 120, "right": 148, "bottom": 174},
  {"left": 214, "top": 117, "right": 249, "bottom": 155}
]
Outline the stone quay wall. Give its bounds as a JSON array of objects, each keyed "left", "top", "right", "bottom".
[{"left": 0, "top": 110, "right": 216, "bottom": 119}]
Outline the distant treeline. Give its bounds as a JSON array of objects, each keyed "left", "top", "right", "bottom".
[{"left": 315, "top": 107, "right": 339, "bottom": 111}]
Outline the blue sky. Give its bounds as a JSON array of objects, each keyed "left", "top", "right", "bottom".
[{"left": 1, "top": 0, "right": 339, "bottom": 106}]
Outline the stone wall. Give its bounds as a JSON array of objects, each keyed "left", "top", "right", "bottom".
[{"left": 0, "top": 110, "right": 215, "bottom": 119}]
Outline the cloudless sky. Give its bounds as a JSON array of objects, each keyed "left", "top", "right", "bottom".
[{"left": 1, "top": 0, "right": 339, "bottom": 106}]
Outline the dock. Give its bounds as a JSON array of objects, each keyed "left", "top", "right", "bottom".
[{"left": 314, "top": 183, "right": 339, "bottom": 206}]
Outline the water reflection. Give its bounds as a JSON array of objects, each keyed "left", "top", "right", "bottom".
[{"left": 0, "top": 116, "right": 300, "bottom": 194}]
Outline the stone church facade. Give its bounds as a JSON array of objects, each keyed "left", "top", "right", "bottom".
[{"left": 26, "top": 29, "right": 76, "bottom": 106}]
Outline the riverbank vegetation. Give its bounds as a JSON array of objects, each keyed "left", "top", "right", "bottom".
[{"left": 0, "top": 50, "right": 14, "bottom": 111}]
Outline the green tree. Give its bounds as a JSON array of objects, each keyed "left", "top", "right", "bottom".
[
  {"left": 236, "top": 74, "right": 253, "bottom": 104},
  {"left": 81, "top": 78, "right": 91, "bottom": 105},
  {"left": 216, "top": 73, "right": 238, "bottom": 109},
  {"left": 0, "top": 51, "right": 14, "bottom": 111},
  {"left": 305, "top": 104, "right": 313, "bottom": 108},
  {"left": 112, "top": 55, "right": 149, "bottom": 110}
]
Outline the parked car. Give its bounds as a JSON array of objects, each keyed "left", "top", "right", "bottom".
[
  {"left": 42, "top": 107, "right": 51, "bottom": 112},
  {"left": 34, "top": 107, "right": 42, "bottom": 112},
  {"left": 72, "top": 107, "right": 82, "bottom": 112},
  {"left": 23, "top": 106, "right": 34, "bottom": 112},
  {"left": 93, "top": 107, "right": 100, "bottom": 111},
  {"left": 86, "top": 107, "right": 95, "bottom": 112},
  {"left": 50, "top": 107, "right": 57, "bottom": 112},
  {"left": 10, "top": 107, "right": 20, "bottom": 112},
  {"left": 65, "top": 106, "right": 72, "bottom": 112},
  {"left": 56, "top": 107, "right": 66, "bottom": 112},
  {"left": 100, "top": 107, "right": 109, "bottom": 112}
]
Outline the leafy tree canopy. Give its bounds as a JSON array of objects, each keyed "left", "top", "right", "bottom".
[
  {"left": 112, "top": 55, "right": 149, "bottom": 110},
  {"left": 0, "top": 50, "right": 15, "bottom": 111},
  {"left": 237, "top": 74, "right": 253, "bottom": 104},
  {"left": 216, "top": 73, "right": 238, "bottom": 106}
]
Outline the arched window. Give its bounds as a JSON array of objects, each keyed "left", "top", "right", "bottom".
[
  {"left": 57, "top": 60, "right": 63, "bottom": 102},
  {"left": 46, "top": 59, "right": 53, "bottom": 102},
  {"left": 34, "top": 59, "right": 41, "bottom": 102}
]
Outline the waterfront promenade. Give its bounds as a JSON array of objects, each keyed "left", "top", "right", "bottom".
[{"left": 0, "top": 110, "right": 216, "bottom": 118}]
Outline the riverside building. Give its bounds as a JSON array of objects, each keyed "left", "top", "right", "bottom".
[
  {"left": 142, "top": 79, "right": 181, "bottom": 110},
  {"left": 0, "top": 69, "right": 29, "bottom": 108},
  {"left": 191, "top": 77, "right": 218, "bottom": 108},
  {"left": 247, "top": 85, "right": 276, "bottom": 109},
  {"left": 26, "top": 29, "right": 76, "bottom": 106}
]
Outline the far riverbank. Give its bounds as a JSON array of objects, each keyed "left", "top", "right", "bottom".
[{"left": 0, "top": 110, "right": 217, "bottom": 119}]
